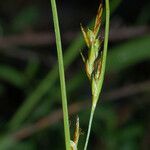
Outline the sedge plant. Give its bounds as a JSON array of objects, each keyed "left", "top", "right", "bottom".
[
  {"left": 81, "top": 0, "right": 110, "bottom": 150},
  {"left": 51, "top": 0, "right": 109, "bottom": 149},
  {"left": 9, "top": 0, "right": 119, "bottom": 131}
]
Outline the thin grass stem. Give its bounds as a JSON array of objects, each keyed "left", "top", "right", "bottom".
[
  {"left": 84, "top": 106, "right": 95, "bottom": 150},
  {"left": 50, "top": 0, "right": 70, "bottom": 150}
]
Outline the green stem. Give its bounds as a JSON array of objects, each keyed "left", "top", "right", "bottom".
[
  {"left": 50, "top": 0, "right": 70, "bottom": 150},
  {"left": 96, "top": 0, "right": 110, "bottom": 100},
  {"left": 99, "top": 0, "right": 110, "bottom": 91},
  {"left": 84, "top": 0, "right": 110, "bottom": 149},
  {"left": 84, "top": 106, "right": 95, "bottom": 150}
]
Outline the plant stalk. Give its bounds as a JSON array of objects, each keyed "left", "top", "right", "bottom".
[
  {"left": 50, "top": 0, "right": 70, "bottom": 150},
  {"left": 84, "top": 106, "right": 95, "bottom": 150},
  {"left": 84, "top": 0, "right": 110, "bottom": 149}
]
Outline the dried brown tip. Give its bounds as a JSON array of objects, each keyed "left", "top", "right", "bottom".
[
  {"left": 73, "top": 116, "right": 79, "bottom": 145},
  {"left": 94, "top": 3, "right": 103, "bottom": 35},
  {"left": 80, "top": 24, "right": 91, "bottom": 48}
]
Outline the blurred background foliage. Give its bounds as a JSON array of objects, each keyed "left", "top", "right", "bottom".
[{"left": 0, "top": 0, "right": 150, "bottom": 149}]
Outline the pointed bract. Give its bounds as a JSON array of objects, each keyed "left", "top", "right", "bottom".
[
  {"left": 94, "top": 3, "right": 103, "bottom": 36},
  {"left": 80, "top": 24, "right": 91, "bottom": 48},
  {"left": 74, "top": 117, "right": 80, "bottom": 145}
]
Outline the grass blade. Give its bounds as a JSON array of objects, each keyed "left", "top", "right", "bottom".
[{"left": 50, "top": 0, "right": 70, "bottom": 149}]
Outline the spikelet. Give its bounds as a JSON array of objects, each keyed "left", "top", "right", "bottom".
[
  {"left": 81, "top": 3, "right": 103, "bottom": 107},
  {"left": 70, "top": 117, "right": 80, "bottom": 150}
]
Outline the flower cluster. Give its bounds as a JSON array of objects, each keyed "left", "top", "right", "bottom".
[{"left": 81, "top": 4, "right": 103, "bottom": 107}]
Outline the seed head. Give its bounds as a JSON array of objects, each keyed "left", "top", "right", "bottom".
[{"left": 81, "top": 3, "right": 103, "bottom": 105}]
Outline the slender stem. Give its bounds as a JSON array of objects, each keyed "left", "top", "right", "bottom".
[
  {"left": 84, "top": 0, "right": 110, "bottom": 149},
  {"left": 50, "top": 0, "right": 70, "bottom": 150},
  {"left": 96, "top": 0, "right": 110, "bottom": 100},
  {"left": 84, "top": 106, "right": 95, "bottom": 150}
]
